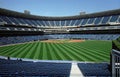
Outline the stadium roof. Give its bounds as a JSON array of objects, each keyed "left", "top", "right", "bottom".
[{"left": 0, "top": 8, "right": 120, "bottom": 20}]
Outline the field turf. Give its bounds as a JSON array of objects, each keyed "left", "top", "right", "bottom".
[{"left": 0, "top": 40, "right": 112, "bottom": 62}]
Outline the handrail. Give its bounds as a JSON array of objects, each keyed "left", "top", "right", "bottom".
[{"left": 112, "top": 49, "right": 120, "bottom": 77}]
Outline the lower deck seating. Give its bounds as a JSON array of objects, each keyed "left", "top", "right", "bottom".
[
  {"left": 78, "top": 63, "right": 111, "bottom": 76},
  {"left": 0, "top": 59, "right": 71, "bottom": 77},
  {"left": 0, "top": 59, "right": 111, "bottom": 76},
  {"left": 0, "top": 34, "right": 120, "bottom": 46}
]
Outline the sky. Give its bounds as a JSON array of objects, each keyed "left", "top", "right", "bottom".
[{"left": 0, "top": 0, "right": 120, "bottom": 16}]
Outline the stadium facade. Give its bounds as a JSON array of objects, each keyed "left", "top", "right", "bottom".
[{"left": 0, "top": 8, "right": 120, "bottom": 76}]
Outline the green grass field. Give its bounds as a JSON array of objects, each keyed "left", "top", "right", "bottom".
[{"left": 0, "top": 40, "right": 112, "bottom": 62}]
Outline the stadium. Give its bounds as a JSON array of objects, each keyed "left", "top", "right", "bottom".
[{"left": 0, "top": 8, "right": 120, "bottom": 76}]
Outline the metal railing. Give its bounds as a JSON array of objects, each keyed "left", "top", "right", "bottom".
[{"left": 112, "top": 49, "right": 120, "bottom": 77}]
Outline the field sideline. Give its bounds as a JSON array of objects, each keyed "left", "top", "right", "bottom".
[{"left": 0, "top": 40, "right": 112, "bottom": 62}]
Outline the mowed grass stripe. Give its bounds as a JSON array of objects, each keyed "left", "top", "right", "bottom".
[
  {"left": 17, "top": 43, "right": 33, "bottom": 58},
  {"left": 47, "top": 43, "right": 58, "bottom": 60},
  {"left": 38, "top": 42, "right": 43, "bottom": 59},
  {"left": 66, "top": 43, "right": 102, "bottom": 62},
  {"left": 53, "top": 43, "right": 69, "bottom": 60},
  {"left": 61, "top": 43, "right": 93, "bottom": 61},
  {"left": 0, "top": 44, "right": 25, "bottom": 57},
  {"left": 42, "top": 43, "right": 48, "bottom": 59},
  {"left": 74, "top": 42, "right": 110, "bottom": 59},
  {"left": 33, "top": 42, "right": 41, "bottom": 59},
  {"left": 62, "top": 43, "right": 97, "bottom": 61},
  {"left": 0, "top": 40, "right": 111, "bottom": 62},
  {"left": 10, "top": 43, "right": 30, "bottom": 57},
  {"left": 30, "top": 42, "right": 39, "bottom": 59},
  {"left": 0, "top": 45, "right": 17, "bottom": 52},
  {"left": 22, "top": 42, "right": 36, "bottom": 58},
  {"left": 93, "top": 40, "right": 112, "bottom": 51},
  {"left": 49, "top": 43, "right": 59, "bottom": 60},
  {"left": 71, "top": 43, "right": 109, "bottom": 62},
  {"left": 71, "top": 43, "right": 107, "bottom": 61},
  {"left": 25, "top": 42, "right": 38, "bottom": 59},
  {"left": 52, "top": 43, "right": 65, "bottom": 60},
  {"left": 79, "top": 40, "right": 111, "bottom": 53},
  {"left": 0, "top": 44, "right": 23, "bottom": 55},
  {"left": 46, "top": 43, "right": 52, "bottom": 60},
  {"left": 47, "top": 43, "right": 54, "bottom": 60},
  {"left": 55, "top": 43, "right": 75, "bottom": 60},
  {"left": 0, "top": 45, "right": 17, "bottom": 55},
  {"left": 82, "top": 41, "right": 111, "bottom": 54},
  {"left": 57, "top": 44, "right": 82, "bottom": 60}
]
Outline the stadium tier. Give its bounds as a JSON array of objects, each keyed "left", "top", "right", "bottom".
[
  {"left": 0, "top": 8, "right": 120, "bottom": 33},
  {"left": 0, "top": 8, "right": 120, "bottom": 27}
]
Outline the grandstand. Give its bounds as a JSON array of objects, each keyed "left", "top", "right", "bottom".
[
  {"left": 0, "top": 8, "right": 120, "bottom": 76},
  {"left": 0, "top": 8, "right": 120, "bottom": 45}
]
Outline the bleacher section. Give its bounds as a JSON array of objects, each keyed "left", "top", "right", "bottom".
[
  {"left": 78, "top": 63, "right": 111, "bottom": 76},
  {"left": 0, "top": 59, "right": 71, "bottom": 76},
  {"left": 0, "top": 34, "right": 120, "bottom": 45},
  {"left": 0, "top": 58, "right": 111, "bottom": 76}
]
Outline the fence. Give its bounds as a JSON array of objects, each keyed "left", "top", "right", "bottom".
[{"left": 112, "top": 49, "right": 120, "bottom": 77}]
